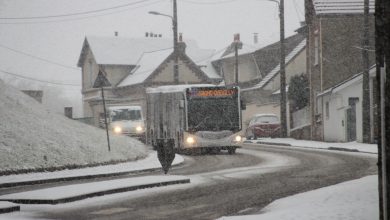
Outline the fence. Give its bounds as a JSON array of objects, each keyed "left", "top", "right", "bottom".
[{"left": 291, "top": 106, "right": 310, "bottom": 130}]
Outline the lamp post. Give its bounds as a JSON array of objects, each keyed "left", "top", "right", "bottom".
[{"left": 149, "top": 0, "right": 179, "bottom": 84}]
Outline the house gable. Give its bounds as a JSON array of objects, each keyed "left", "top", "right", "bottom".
[{"left": 146, "top": 52, "right": 212, "bottom": 85}]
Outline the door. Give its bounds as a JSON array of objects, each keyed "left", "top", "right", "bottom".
[{"left": 346, "top": 97, "right": 359, "bottom": 142}]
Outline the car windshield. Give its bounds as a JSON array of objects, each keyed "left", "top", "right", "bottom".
[{"left": 111, "top": 109, "right": 142, "bottom": 121}]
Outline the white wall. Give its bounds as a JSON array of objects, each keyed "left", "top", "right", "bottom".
[{"left": 322, "top": 77, "right": 363, "bottom": 142}]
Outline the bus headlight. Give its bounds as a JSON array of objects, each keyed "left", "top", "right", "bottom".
[
  {"left": 186, "top": 136, "right": 195, "bottom": 144},
  {"left": 234, "top": 135, "right": 242, "bottom": 142},
  {"left": 113, "top": 126, "right": 122, "bottom": 134},
  {"left": 136, "top": 126, "right": 143, "bottom": 132}
]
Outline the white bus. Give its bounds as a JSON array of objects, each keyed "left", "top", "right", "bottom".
[{"left": 146, "top": 85, "right": 243, "bottom": 154}]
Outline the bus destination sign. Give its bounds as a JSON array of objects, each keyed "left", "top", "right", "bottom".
[{"left": 187, "top": 87, "right": 237, "bottom": 98}]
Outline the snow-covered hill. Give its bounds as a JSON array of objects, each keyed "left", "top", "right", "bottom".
[{"left": 0, "top": 80, "right": 148, "bottom": 174}]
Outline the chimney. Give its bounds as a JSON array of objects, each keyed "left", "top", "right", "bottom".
[
  {"left": 177, "top": 33, "right": 186, "bottom": 53},
  {"left": 253, "top": 33, "right": 258, "bottom": 44},
  {"left": 114, "top": 31, "right": 118, "bottom": 37},
  {"left": 234, "top": 33, "right": 240, "bottom": 42},
  {"left": 179, "top": 33, "right": 183, "bottom": 42}
]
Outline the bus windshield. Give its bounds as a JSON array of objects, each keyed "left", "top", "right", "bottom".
[
  {"left": 111, "top": 109, "right": 142, "bottom": 122},
  {"left": 187, "top": 97, "right": 240, "bottom": 132}
]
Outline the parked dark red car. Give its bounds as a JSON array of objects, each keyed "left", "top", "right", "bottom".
[{"left": 245, "top": 114, "right": 281, "bottom": 139}]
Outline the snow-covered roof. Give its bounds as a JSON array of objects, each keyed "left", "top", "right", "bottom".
[
  {"left": 221, "top": 43, "right": 257, "bottom": 59},
  {"left": 79, "top": 36, "right": 172, "bottom": 66},
  {"left": 242, "top": 39, "right": 306, "bottom": 92},
  {"left": 118, "top": 49, "right": 173, "bottom": 87},
  {"left": 146, "top": 84, "right": 216, "bottom": 94},
  {"left": 272, "top": 85, "right": 289, "bottom": 95},
  {"left": 313, "top": 0, "right": 375, "bottom": 15},
  {"left": 79, "top": 36, "right": 221, "bottom": 87},
  {"left": 200, "top": 61, "right": 221, "bottom": 79},
  {"left": 317, "top": 65, "right": 376, "bottom": 97}
]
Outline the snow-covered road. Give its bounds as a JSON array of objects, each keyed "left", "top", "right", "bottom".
[{"left": 0, "top": 144, "right": 375, "bottom": 220}]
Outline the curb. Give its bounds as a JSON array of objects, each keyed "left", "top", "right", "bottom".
[
  {"left": 0, "top": 178, "right": 190, "bottom": 205},
  {"left": 0, "top": 167, "right": 161, "bottom": 189},
  {"left": 0, "top": 205, "right": 20, "bottom": 214},
  {"left": 255, "top": 141, "right": 292, "bottom": 147},
  {"left": 0, "top": 157, "right": 184, "bottom": 189},
  {"left": 327, "top": 147, "right": 359, "bottom": 152},
  {"left": 250, "top": 141, "right": 376, "bottom": 154}
]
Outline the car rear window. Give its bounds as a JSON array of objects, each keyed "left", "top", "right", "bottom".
[{"left": 253, "top": 116, "right": 279, "bottom": 124}]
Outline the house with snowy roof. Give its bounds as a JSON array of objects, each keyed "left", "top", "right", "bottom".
[
  {"left": 306, "top": 0, "right": 376, "bottom": 141},
  {"left": 317, "top": 66, "right": 376, "bottom": 143},
  {"left": 211, "top": 32, "right": 307, "bottom": 135},
  {"left": 77, "top": 35, "right": 222, "bottom": 126}
]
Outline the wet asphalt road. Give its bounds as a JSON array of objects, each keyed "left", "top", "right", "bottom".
[{"left": 14, "top": 144, "right": 378, "bottom": 220}]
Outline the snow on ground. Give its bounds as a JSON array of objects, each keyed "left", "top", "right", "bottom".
[
  {"left": 249, "top": 138, "right": 377, "bottom": 154},
  {"left": 0, "top": 79, "right": 148, "bottom": 173},
  {"left": 0, "top": 152, "right": 184, "bottom": 184},
  {"left": 219, "top": 175, "right": 378, "bottom": 220}
]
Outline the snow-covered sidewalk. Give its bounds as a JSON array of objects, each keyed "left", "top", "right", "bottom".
[
  {"left": 0, "top": 152, "right": 184, "bottom": 213},
  {"left": 219, "top": 175, "right": 378, "bottom": 220},
  {"left": 0, "top": 175, "right": 189, "bottom": 205},
  {"left": 0, "top": 152, "right": 184, "bottom": 187},
  {"left": 246, "top": 138, "right": 377, "bottom": 154}
]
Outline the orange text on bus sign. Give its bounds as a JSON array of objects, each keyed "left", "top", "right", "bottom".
[{"left": 195, "top": 89, "right": 236, "bottom": 97}]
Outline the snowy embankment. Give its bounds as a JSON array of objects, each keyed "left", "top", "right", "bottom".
[{"left": 0, "top": 80, "right": 148, "bottom": 174}]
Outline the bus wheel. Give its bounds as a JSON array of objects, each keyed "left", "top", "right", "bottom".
[{"left": 228, "top": 147, "right": 236, "bottom": 154}]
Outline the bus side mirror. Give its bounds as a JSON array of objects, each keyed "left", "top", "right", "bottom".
[
  {"left": 179, "top": 100, "right": 185, "bottom": 109},
  {"left": 241, "top": 100, "right": 246, "bottom": 110}
]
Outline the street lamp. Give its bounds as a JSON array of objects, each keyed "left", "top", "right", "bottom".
[{"left": 148, "top": 0, "right": 179, "bottom": 84}]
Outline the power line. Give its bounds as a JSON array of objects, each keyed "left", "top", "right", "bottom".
[
  {"left": 0, "top": 0, "right": 155, "bottom": 20},
  {"left": 0, "top": 44, "right": 79, "bottom": 70},
  {"left": 0, "top": 69, "right": 81, "bottom": 87},
  {"left": 181, "top": 0, "right": 239, "bottom": 5},
  {"left": 0, "top": 0, "right": 164, "bottom": 25},
  {"left": 0, "top": 45, "right": 228, "bottom": 88}
]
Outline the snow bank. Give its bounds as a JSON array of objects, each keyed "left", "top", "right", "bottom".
[
  {"left": 251, "top": 138, "right": 377, "bottom": 154},
  {"left": 0, "top": 80, "right": 148, "bottom": 174},
  {"left": 220, "top": 175, "right": 378, "bottom": 220}
]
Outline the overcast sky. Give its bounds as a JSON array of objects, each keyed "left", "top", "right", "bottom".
[{"left": 0, "top": 0, "right": 304, "bottom": 102}]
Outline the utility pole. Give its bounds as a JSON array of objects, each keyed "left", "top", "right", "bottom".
[
  {"left": 376, "top": 0, "right": 389, "bottom": 219},
  {"left": 233, "top": 34, "right": 242, "bottom": 85},
  {"left": 362, "top": 0, "right": 371, "bottom": 143},
  {"left": 279, "top": 0, "right": 287, "bottom": 137},
  {"left": 173, "top": 0, "right": 179, "bottom": 84}
]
